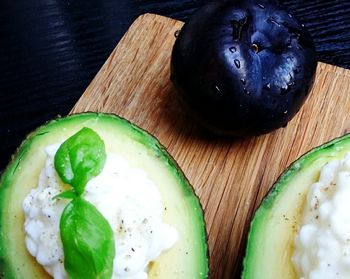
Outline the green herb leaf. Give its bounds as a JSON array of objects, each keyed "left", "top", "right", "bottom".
[
  {"left": 60, "top": 197, "right": 115, "bottom": 279},
  {"left": 54, "top": 127, "right": 106, "bottom": 195},
  {"left": 53, "top": 190, "right": 77, "bottom": 200}
]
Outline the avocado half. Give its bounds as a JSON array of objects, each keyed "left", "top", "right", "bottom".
[
  {"left": 0, "top": 113, "right": 209, "bottom": 279},
  {"left": 242, "top": 134, "right": 350, "bottom": 279}
]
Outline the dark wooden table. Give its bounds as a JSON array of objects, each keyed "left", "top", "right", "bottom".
[{"left": 1, "top": 0, "right": 350, "bottom": 170}]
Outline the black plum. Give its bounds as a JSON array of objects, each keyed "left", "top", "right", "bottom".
[{"left": 171, "top": 0, "right": 317, "bottom": 136}]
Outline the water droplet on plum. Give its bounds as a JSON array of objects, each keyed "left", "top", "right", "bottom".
[
  {"left": 258, "top": 3, "right": 265, "bottom": 9},
  {"left": 174, "top": 30, "right": 180, "bottom": 38},
  {"left": 264, "top": 83, "right": 271, "bottom": 90},
  {"left": 252, "top": 43, "right": 259, "bottom": 53},
  {"left": 229, "top": 46, "right": 237, "bottom": 53},
  {"left": 269, "top": 17, "right": 281, "bottom": 27},
  {"left": 234, "top": 59, "right": 241, "bottom": 68},
  {"left": 240, "top": 78, "right": 246, "bottom": 85}
]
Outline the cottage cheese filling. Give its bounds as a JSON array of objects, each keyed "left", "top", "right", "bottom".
[
  {"left": 293, "top": 153, "right": 350, "bottom": 279},
  {"left": 23, "top": 144, "right": 178, "bottom": 279}
]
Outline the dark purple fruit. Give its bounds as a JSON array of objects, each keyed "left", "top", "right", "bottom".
[{"left": 171, "top": 0, "right": 317, "bottom": 136}]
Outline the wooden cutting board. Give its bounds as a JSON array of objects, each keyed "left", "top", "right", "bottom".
[{"left": 71, "top": 14, "right": 350, "bottom": 278}]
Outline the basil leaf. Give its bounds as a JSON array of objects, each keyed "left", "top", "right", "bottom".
[
  {"left": 60, "top": 197, "right": 115, "bottom": 279},
  {"left": 54, "top": 127, "right": 106, "bottom": 195},
  {"left": 53, "top": 190, "right": 77, "bottom": 200}
]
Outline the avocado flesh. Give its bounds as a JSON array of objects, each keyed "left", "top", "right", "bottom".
[
  {"left": 242, "top": 134, "right": 350, "bottom": 279},
  {"left": 0, "top": 113, "right": 209, "bottom": 279}
]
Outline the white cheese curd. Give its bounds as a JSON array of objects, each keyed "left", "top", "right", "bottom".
[
  {"left": 23, "top": 144, "right": 178, "bottom": 279},
  {"left": 293, "top": 153, "right": 350, "bottom": 279}
]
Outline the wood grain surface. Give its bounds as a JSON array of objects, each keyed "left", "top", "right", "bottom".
[
  {"left": 72, "top": 14, "right": 350, "bottom": 278},
  {"left": 2, "top": 0, "right": 350, "bottom": 172}
]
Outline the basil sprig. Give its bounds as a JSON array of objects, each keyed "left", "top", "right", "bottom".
[{"left": 54, "top": 127, "right": 115, "bottom": 279}]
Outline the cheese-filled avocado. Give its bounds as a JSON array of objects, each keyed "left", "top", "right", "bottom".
[
  {"left": 0, "top": 113, "right": 209, "bottom": 279},
  {"left": 242, "top": 134, "right": 350, "bottom": 279}
]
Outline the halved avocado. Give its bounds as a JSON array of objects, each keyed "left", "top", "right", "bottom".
[
  {"left": 0, "top": 113, "right": 209, "bottom": 279},
  {"left": 242, "top": 134, "right": 350, "bottom": 279}
]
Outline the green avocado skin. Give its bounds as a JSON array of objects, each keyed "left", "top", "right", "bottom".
[
  {"left": 242, "top": 133, "right": 350, "bottom": 279},
  {"left": 0, "top": 112, "right": 209, "bottom": 279}
]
